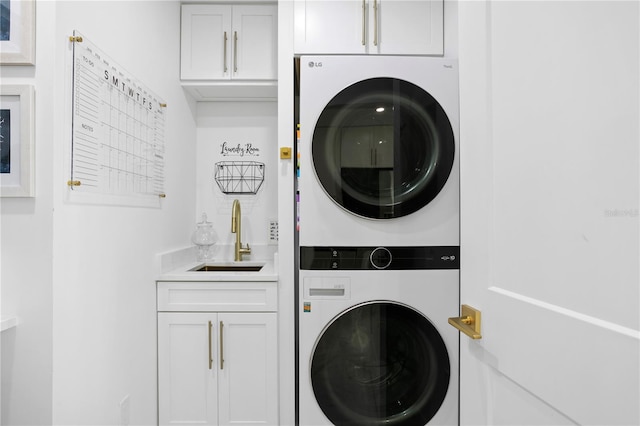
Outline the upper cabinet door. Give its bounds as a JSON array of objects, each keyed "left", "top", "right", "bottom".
[
  {"left": 232, "top": 5, "right": 278, "bottom": 80},
  {"left": 374, "top": 0, "right": 443, "bottom": 55},
  {"left": 294, "top": 0, "right": 366, "bottom": 54},
  {"left": 181, "top": 4, "right": 231, "bottom": 80},
  {"left": 294, "top": 0, "right": 443, "bottom": 55}
]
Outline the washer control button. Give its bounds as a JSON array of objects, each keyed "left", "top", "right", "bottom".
[
  {"left": 370, "top": 247, "right": 392, "bottom": 269},
  {"left": 330, "top": 248, "right": 339, "bottom": 269}
]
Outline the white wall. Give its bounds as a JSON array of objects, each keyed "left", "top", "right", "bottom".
[
  {"left": 50, "top": 1, "right": 196, "bottom": 424},
  {"left": 195, "top": 102, "right": 278, "bottom": 257},
  {"left": 2, "top": 1, "right": 199, "bottom": 425},
  {"left": 1, "top": 1, "right": 56, "bottom": 424},
  {"left": 276, "top": 2, "right": 295, "bottom": 425}
]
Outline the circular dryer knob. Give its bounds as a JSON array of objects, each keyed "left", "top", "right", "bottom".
[{"left": 370, "top": 247, "right": 392, "bottom": 269}]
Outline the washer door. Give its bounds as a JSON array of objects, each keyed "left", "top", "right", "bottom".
[
  {"left": 312, "top": 78, "right": 455, "bottom": 219},
  {"left": 311, "top": 302, "right": 450, "bottom": 425}
]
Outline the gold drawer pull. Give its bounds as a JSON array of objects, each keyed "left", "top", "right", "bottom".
[
  {"left": 208, "top": 321, "right": 213, "bottom": 370},
  {"left": 219, "top": 321, "right": 225, "bottom": 370},
  {"left": 223, "top": 32, "right": 228, "bottom": 73}
]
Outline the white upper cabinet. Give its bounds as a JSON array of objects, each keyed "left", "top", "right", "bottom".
[
  {"left": 181, "top": 4, "right": 278, "bottom": 81},
  {"left": 294, "top": 0, "right": 443, "bottom": 55}
]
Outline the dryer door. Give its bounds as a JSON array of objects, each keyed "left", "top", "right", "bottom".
[
  {"left": 310, "top": 301, "right": 450, "bottom": 425},
  {"left": 312, "top": 78, "right": 455, "bottom": 219}
]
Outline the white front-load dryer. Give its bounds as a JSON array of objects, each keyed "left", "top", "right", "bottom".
[
  {"left": 298, "top": 56, "right": 459, "bottom": 247},
  {"left": 298, "top": 246, "right": 459, "bottom": 426}
]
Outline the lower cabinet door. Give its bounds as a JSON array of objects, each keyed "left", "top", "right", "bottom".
[
  {"left": 158, "top": 313, "right": 218, "bottom": 426},
  {"left": 218, "top": 312, "right": 278, "bottom": 426},
  {"left": 158, "top": 312, "right": 278, "bottom": 426}
]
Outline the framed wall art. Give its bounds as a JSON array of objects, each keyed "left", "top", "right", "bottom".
[
  {"left": 1, "top": 0, "right": 35, "bottom": 65},
  {"left": 0, "top": 84, "right": 34, "bottom": 197}
]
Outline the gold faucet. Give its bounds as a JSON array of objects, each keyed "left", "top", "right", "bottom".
[{"left": 231, "top": 199, "right": 251, "bottom": 261}]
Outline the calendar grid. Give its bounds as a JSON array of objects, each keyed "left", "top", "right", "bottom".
[{"left": 70, "top": 30, "right": 166, "bottom": 206}]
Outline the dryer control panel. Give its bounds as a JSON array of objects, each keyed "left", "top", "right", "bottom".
[{"left": 300, "top": 246, "right": 460, "bottom": 270}]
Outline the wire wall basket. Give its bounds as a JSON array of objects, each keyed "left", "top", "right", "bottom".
[{"left": 214, "top": 161, "right": 265, "bottom": 194}]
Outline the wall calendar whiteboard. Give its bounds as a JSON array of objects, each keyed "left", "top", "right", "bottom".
[{"left": 69, "top": 30, "right": 166, "bottom": 207}]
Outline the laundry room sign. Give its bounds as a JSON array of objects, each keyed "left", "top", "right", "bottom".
[
  {"left": 220, "top": 141, "right": 261, "bottom": 157},
  {"left": 213, "top": 138, "right": 265, "bottom": 194}
]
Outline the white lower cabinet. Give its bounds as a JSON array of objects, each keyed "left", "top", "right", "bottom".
[{"left": 157, "top": 282, "right": 278, "bottom": 425}]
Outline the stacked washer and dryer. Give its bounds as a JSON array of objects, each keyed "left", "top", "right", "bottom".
[{"left": 297, "top": 56, "right": 460, "bottom": 426}]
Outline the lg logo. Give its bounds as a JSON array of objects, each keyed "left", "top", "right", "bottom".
[{"left": 308, "top": 61, "right": 322, "bottom": 68}]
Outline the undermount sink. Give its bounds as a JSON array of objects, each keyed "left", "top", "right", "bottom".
[{"left": 190, "top": 263, "right": 264, "bottom": 272}]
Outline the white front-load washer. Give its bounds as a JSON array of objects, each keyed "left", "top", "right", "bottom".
[
  {"left": 298, "top": 246, "right": 459, "bottom": 426},
  {"left": 298, "top": 56, "right": 459, "bottom": 247}
]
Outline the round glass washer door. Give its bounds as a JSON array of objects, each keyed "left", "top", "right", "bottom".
[
  {"left": 312, "top": 78, "right": 455, "bottom": 219},
  {"left": 310, "top": 301, "right": 450, "bottom": 426}
]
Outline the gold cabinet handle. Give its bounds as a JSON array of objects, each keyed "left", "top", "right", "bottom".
[
  {"left": 208, "top": 321, "right": 213, "bottom": 369},
  {"left": 219, "top": 321, "right": 225, "bottom": 369},
  {"left": 373, "top": 0, "right": 378, "bottom": 46},
  {"left": 233, "top": 31, "right": 238, "bottom": 74},
  {"left": 361, "top": 0, "right": 366, "bottom": 46},
  {"left": 223, "top": 31, "right": 228, "bottom": 73},
  {"left": 448, "top": 304, "right": 482, "bottom": 339}
]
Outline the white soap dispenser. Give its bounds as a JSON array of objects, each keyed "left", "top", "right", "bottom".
[{"left": 192, "top": 213, "right": 217, "bottom": 262}]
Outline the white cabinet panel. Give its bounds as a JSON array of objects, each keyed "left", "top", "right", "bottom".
[
  {"left": 157, "top": 281, "right": 278, "bottom": 312},
  {"left": 218, "top": 313, "right": 278, "bottom": 426},
  {"left": 294, "top": 0, "right": 442, "bottom": 55},
  {"left": 294, "top": 0, "right": 365, "bottom": 54},
  {"left": 181, "top": 5, "right": 230, "bottom": 80},
  {"left": 158, "top": 313, "right": 218, "bottom": 426},
  {"left": 374, "top": 0, "right": 443, "bottom": 55},
  {"left": 232, "top": 5, "right": 278, "bottom": 80}
]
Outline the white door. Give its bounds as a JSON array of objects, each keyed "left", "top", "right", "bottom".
[
  {"left": 218, "top": 313, "right": 278, "bottom": 426},
  {"left": 158, "top": 313, "right": 218, "bottom": 426},
  {"left": 459, "top": 2, "right": 639, "bottom": 425}
]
